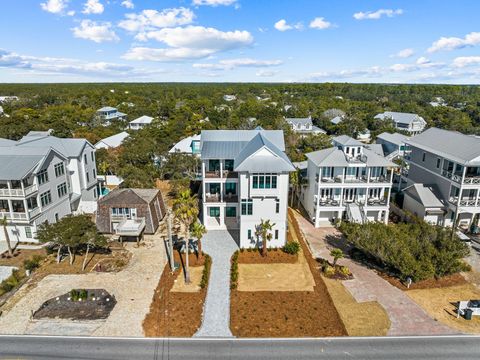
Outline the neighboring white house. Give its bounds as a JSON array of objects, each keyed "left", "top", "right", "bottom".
[
  {"left": 169, "top": 134, "right": 201, "bottom": 155},
  {"left": 0, "top": 96, "right": 19, "bottom": 103},
  {"left": 129, "top": 115, "right": 153, "bottom": 130},
  {"left": 403, "top": 184, "right": 446, "bottom": 225},
  {"left": 376, "top": 132, "right": 411, "bottom": 161},
  {"left": 356, "top": 129, "right": 371, "bottom": 142},
  {"left": 285, "top": 117, "right": 326, "bottom": 136},
  {"left": 0, "top": 131, "right": 99, "bottom": 244},
  {"left": 402, "top": 127, "right": 480, "bottom": 230},
  {"left": 96, "top": 106, "right": 127, "bottom": 125},
  {"left": 223, "top": 95, "right": 237, "bottom": 102},
  {"left": 374, "top": 111, "right": 426, "bottom": 135},
  {"left": 95, "top": 131, "right": 130, "bottom": 150},
  {"left": 200, "top": 129, "right": 295, "bottom": 248},
  {"left": 330, "top": 116, "right": 344, "bottom": 125},
  {"left": 300, "top": 135, "right": 397, "bottom": 227}
]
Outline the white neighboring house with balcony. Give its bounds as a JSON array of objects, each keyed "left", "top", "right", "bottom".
[
  {"left": 129, "top": 115, "right": 154, "bottom": 130},
  {"left": 286, "top": 117, "right": 326, "bottom": 136},
  {"left": 96, "top": 106, "right": 127, "bottom": 126},
  {"left": 300, "top": 135, "right": 397, "bottom": 228},
  {"left": 0, "top": 132, "right": 99, "bottom": 244},
  {"left": 200, "top": 129, "right": 295, "bottom": 249},
  {"left": 375, "top": 111, "right": 426, "bottom": 135},
  {"left": 402, "top": 127, "right": 480, "bottom": 230}
]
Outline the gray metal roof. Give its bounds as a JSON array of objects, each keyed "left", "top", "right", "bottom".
[
  {"left": 200, "top": 130, "right": 285, "bottom": 151},
  {"left": 0, "top": 138, "right": 16, "bottom": 146},
  {"left": 366, "top": 143, "right": 386, "bottom": 157},
  {"left": 286, "top": 117, "right": 312, "bottom": 127},
  {"left": 407, "top": 127, "right": 480, "bottom": 165},
  {"left": 233, "top": 133, "right": 294, "bottom": 172},
  {"left": 375, "top": 111, "right": 426, "bottom": 125},
  {"left": 130, "top": 115, "right": 153, "bottom": 124},
  {"left": 0, "top": 145, "right": 60, "bottom": 180},
  {"left": 376, "top": 132, "right": 409, "bottom": 146},
  {"left": 96, "top": 131, "right": 130, "bottom": 148},
  {"left": 293, "top": 161, "right": 308, "bottom": 170},
  {"left": 98, "top": 106, "right": 117, "bottom": 112},
  {"left": 306, "top": 148, "right": 349, "bottom": 167},
  {"left": 17, "top": 133, "right": 91, "bottom": 158},
  {"left": 404, "top": 183, "right": 445, "bottom": 208},
  {"left": 332, "top": 135, "right": 364, "bottom": 147},
  {"left": 330, "top": 116, "right": 343, "bottom": 125}
]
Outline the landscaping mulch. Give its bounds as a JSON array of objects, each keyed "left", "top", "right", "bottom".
[
  {"left": 33, "top": 289, "right": 116, "bottom": 320},
  {"left": 230, "top": 210, "right": 347, "bottom": 337},
  {"left": 143, "top": 252, "right": 207, "bottom": 337},
  {"left": 237, "top": 249, "right": 297, "bottom": 264},
  {"left": 381, "top": 272, "right": 468, "bottom": 291}
]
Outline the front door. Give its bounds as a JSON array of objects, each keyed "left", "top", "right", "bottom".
[{"left": 344, "top": 188, "right": 356, "bottom": 202}]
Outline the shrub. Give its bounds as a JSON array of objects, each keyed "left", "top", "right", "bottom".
[
  {"left": 23, "top": 255, "right": 44, "bottom": 272},
  {"left": 200, "top": 254, "right": 212, "bottom": 289},
  {"left": 323, "top": 265, "right": 335, "bottom": 277},
  {"left": 283, "top": 242, "right": 300, "bottom": 255},
  {"left": 339, "top": 266, "right": 351, "bottom": 277},
  {"left": 230, "top": 251, "right": 239, "bottom": 290},
  {"left": 240, "top": 248, "right": 245, "bottom": 253}
]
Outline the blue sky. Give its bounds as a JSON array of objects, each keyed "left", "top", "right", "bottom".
[{"left": 1, "top": 0, "right": 480, "bottom": 83}]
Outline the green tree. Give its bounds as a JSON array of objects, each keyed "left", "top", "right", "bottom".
[
  {"left": 289, "top": 169, "right": 299, "bottom": 207},
  {"left": 0, "top": 216, "right": 14, "bottom": 257},
  {"left": 190, "top": 222, "right": 207, "bottom": 260},
  {"left": 173, "top": 189, "right": 199, "bottom": 283},
  {"left": 330, "top": 248, "right": 344, "bottom": 266},
  {"left": 255, "top": 219, "right": 275, "bottom": 257}
]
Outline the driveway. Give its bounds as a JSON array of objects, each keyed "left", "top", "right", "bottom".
[
  {"left": 0, "top": 233, "right": 166, "bottom": 336},
  {"left": 294, "top": 212, "right": 457, "bottom": 336},
  {"left": 195, "top": 230, "right": 238, "bottom": 337}
]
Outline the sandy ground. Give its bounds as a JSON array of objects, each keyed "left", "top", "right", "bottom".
[
  {"left": 0, "top": 234, "right": 166, "bottom": 336},
  {"left": 171, "top": 266, "right": 203, "bottom": 293},
  {"left": 406, "top": 284, "right": 480, "bottom": 334}
]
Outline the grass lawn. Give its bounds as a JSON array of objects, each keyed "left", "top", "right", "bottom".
[{"left": 406, "top": 284, "right": 480, "bottom": 334}]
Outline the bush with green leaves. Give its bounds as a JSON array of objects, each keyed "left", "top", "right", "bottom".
[
  {"left": 23, "top": 255, "right": 44, "bottom": 272},
  {"left": 230, "top": 251, "right": 239, "bottom": 290},
  {"left": 340, "top": 220, "right": 470, "bottom": 282},
  {"left": 200, "top": 254, "right": 212, "bottom": 289},
  {"left": 0, "top": 270, "right": 24, "bottom": 295},
  {"left": 282, "top": 241, "right": 300, "bottom": 255}
]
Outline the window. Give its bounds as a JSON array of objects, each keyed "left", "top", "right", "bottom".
[
  {"left": 226, "top": 206, "right": 236, "bottom": 217},
  {"left": 225, "top": 182, "right": 236, "bottom": 194},
  {"left": 93, "top": 169, "right": 96, "bottom": 178},
  {"left": 26, "top": 196, "right": 38, "bottom": 209},
  {"left": 275, "top": 230, "right": 279, "bottom": 240},
  {"left": 208, "top": 159, "right": 220, "bottom": 172},
  {"left": 241, "top": 199, "right": 253, "bottom": 215},
  {"left": 86, "top": 172, "right": 90, "bottom": 183},
  {"left": 25, "top": 227, "right": 32, "bottom": 239},
  {"left": 55, "top": 213, "right": 59, "bottom": 222},
  {"left": 253, "top": 176, "right": 258, "bottom": 188},
  {"left": 209, "top": 207, "right": 220, "bottom": 217},
  {"left": 252, "top": 174, "right": 277, "bottom": 189},
  {"left": 37, "top": 169, "right": 49, "bottom": 185},
  {"left": 422, "top": 152, "right": 426, "bottom": 162},
  {"left": 84, "top": 154, "right": 88, "bottom": 164},
  {"left": 57, "top": 182, "right": 68, "bottom": 198},
  {"left": 209, "top": 183, "right": 220, "bottom": 194},
  {"left": 276, "top": 199, "right": 280, "bottom": 213},
  {"left": 247, "top": 229, "right": 252, "bottom": 240},
  {"left": 91, "top": 152, "right": 94, "bottom": 162},
  {"left": 0, "top": 200, "right": 9, "bottom": 212},
  {"left": 40, "top": 191, "right": 52, "bottom": 207},
  {"left": 54, "top": 163, "right": 65, "bottom": 177},
  {"left": 436, "top": 158, "right": 441, "bottom": 169},
  {"left": 224, "top": 159, "right": 234, "bottom": 171}
]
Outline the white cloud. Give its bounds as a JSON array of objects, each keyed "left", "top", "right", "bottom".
[
  {"left": 82, "top": 0, "right": 104, "bottom": 15},
  {"left": 123, "top": 26, "right": 252, "bottom": 62},
  {"left": 391, "top": 48, "right": 414, "bottom": 58},
  {"left": 274, "top": 19, "right": 303, "bottom": 32},
  {"left": 193, "top": 58, "right": 282, "bottom": 70},
  {"left": 453, "top": 56, "right": 480, "bottom": 67},
  {"left": 309, "top": 17, "right": 332, "bottom": 30},
  {"left": 192, "top": 0, "right": 237, "bottom": 6},
  {"left": 118, "top": 8, "right": 195, "bottom": 33},
  {"left": 121, "top": 0, "right": 134, "bottom": 9},
  {"left": 67, "top": 10, "right": 75, "bottom": 16},
  {"left": 40, "top": 0, "right": 69, "bottom": 14},
  {"left": 428, "top": 32, "right": 480, "bottom": 53},
  {"left": 416, "top": 56, "right": 430, "bottom": 65},
  {"left": 353, "top": 9, "right": 403, "bottom": 20},
  {"left": 72, "top": 20, "right": 119, "bottom": 43},
  {"left": 256, "top": 70, "right": 278, "bottom": 77}
]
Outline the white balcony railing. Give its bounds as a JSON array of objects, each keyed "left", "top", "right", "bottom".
[
  {"left": 0, "top": 184, "right": 38, "bottom": 198},
  {"left": 28, "top": 207, "right": 41, "bottom": 218},
  {"left": 0, "top": 211, "right": 29, "bottom": 221}
]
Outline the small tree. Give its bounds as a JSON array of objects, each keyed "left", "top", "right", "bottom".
[
  {"left": 0, "top": 216, "right": 13, "bottom": 257},
  {"left": 255, "top": 219, "right": 275, "bottom": 257},
  {"left": 330, "top": 248, "right": 344, "bottom": 266},
  {"left": 190, "top": 221, "right": 206, "bottom": 260},
  {"left": 82, "top": 227, "right": 107, "bottom": 271},
  {"left": 289, "top": 170, "right": 299, "bottom": 207},
  {"left": 173, "top": 189, "right": 199, "bottom": 283}
]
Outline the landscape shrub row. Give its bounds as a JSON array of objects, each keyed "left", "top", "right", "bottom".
[{"left": 199, "top": 254, "right": 211, "bottom": 290}]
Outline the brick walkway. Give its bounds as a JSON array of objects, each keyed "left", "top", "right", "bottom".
[{"left": 294, "top": 212, "right": 457, "bottom": 336}]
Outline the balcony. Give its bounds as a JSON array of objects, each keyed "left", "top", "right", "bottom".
[
  {"left": 224, "top": 194, "right": 238, "bottom": 203},
  {"left": 205, "top": 170, "right": 221, "bottom": 178},
  {"left": 115, "top": 217, "right": 146, "bottom": 237},
  {"left": 463, "top": 176, "right": 480, "bottom": 185},
  {"left": 0, "top": 184, "right": 38, "bottom": 198},
  {"left": 0, "top": 211, "right": 29, "bottom": 221},
  {"left": 28, "top": 207, "right": 41, "bottom": 219},
  {"left": 442, "top": 170, "right": 463, "bottom": 183},
  {"left": 205, "top": 193, "right": 221, "bottom": 203},
  {"left": 449, "top": 198, "right": 479, "bottom": 207},
  {"left": 224, "top": 171, "right": 238, "bottom": 178},
  {"left": 205, "top": 193, "right": 239, "bottom": 203}
]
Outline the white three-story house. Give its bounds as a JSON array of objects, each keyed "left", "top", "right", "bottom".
[
  {"left": 200, "top": 128, "right": 294, "bottom": 248},
  {"left": 301, "top": 135, "right": 398, "bottom": 227}
]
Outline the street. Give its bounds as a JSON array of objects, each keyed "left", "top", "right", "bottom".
[{"left": 0, "top": 335, "right": 479, "bottom": 359}]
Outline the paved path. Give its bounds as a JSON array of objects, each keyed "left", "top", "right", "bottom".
[
  {"left": 195, "top": 230, "right": 238, "bottom": 338},
  {"left": 294, "top": 212, "right": 457, "bottom": 336}
]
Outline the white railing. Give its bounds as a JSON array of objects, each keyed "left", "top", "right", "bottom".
[
  {"left": 442, "top": 170, "right": 462, "bottom": 183},
  {"left": 115, "top": 217, "right": 146, "bottom": 236},
  {"left": 24, "top": 184, "right": 38, "bottom": 196},
  {"left": 464, "top": 176, "right": 480, "bottom": 184},
  {"left": 0, "top": 184, "right": 38, "bottom": 197},
  {"left": 28, "top": 207, "right": 41, "bottom": 218},
  {"left": 0, "top": 211, "right": 28, "bottom": 221},
  {"left": 450, "top": 198, "right": 478, "bottom": 207}
]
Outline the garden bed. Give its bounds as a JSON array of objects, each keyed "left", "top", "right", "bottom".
[
  {"left": 381, "top": 272, "right": 468, "bottom": 291},
  {"left": 237, "top": 248, "right": 297, "bottom": 264},
  {"left": 33, "top": 289, "right": 116, "bottom": 320},
  {"left": 316, "top": 258, "right": 353, "bottom": 280},
  {"left": 143, "top": 251, "right": 210, "bottom": 337}
]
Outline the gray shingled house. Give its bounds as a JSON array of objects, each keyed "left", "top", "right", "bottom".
[{"left": 96, "top": 188, "right": 166, "bottom": 236}]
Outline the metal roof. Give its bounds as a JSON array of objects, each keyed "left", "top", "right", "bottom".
[
  {"left": 130, "top": 115, "right": 153, "bottom": 124},
  {"left": 375, "top": 111, "right": 426, "bottom": 125},
  {"left": 96, "top": 132, "right": 130, "bottom": 148},
  {"left": 330, "top": 116, "right": 343, "bottom": 125},
  {"left": 376, "top": 132, "right": 409, "bottom": 146},
  {"left": 97, "top": 106, "right": 117, "bottom": 112},
  {"left": 407, "top": 127, "right": 480, "bottom": 165},
  {"left": 17, "top": 134, "right": 90, "bottom": 158},
  {"left": 306, "top": 146, "right": 397, "bottom": 168},
  {"left": 404, "top": 183, "right": 445, "bottom": 208},
  {"left": 169, "top": 134, "right": 200, "bottom": 154},
  {"left": 200, "top": 129, "right": 285, "bottom": 151},
  {"left": 332, "top": 135, "right": 364, "bottom": 147},
  {"left": 286, "top": 117, "right": 312, "bottom": 127}
]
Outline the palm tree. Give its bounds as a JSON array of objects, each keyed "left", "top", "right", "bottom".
[
  {"left": 255, "top": 219, "right": 275, "bottom": 257},
  {"left": 330, "top": 248, "right": 344, "bottom": 266},
  {"left": 191, "top": 222, "right": 206, "bottom": 260},
  {"left": 289, "top": 170, "right": 299, "bottom": 207},
  {"left": 173, "top": 189, "right": 199, "bottom": 284},
  {"left": 0, "top": 216, "right": 13, "bottom": 256}
]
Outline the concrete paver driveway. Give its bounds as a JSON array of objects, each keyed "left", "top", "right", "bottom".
[
  {"left": 195, "top": 230, "right": 238, "bottom": 337},
  {"left": 294, "top": 212, "right": 457, "bottom": 336}
]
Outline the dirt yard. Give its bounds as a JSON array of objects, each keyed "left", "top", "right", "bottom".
[
  {"left": 406, "top": 284, "right": 480, "bottom": 334},
  {"left": 237, "top": 249, "right": 297, "bottom": 264},
  {"left": 143, "top": 251, "right": 208, "bottom": 337},
  {"left": 382, "top": 272, "right": 468, "bottom": 291},
  {"left": 230, "top": 210, "right": 347, "bottom": 337}
]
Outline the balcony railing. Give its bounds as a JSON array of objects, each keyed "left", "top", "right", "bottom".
[
  {"left": 115, "top": 217, "right": 146, "bottom": 236},
  {"left": 224, "top": 171, "right": 238, "bottom": 178},
  {"left": 28, "top": 207, "right": 41, "bottom": 219},
  {"left": 0, "top": 184, "right": 38, "bottom": 198},
  {"left": 205, "top": 170, "right": 221, "bottom": 178},
  {"left": 224, "top": 194, "right": 238, "bottom": 203},
  {"left": 205, "top": 193, "right": 221, "bottom": 203},
  {"left": 449, "top": 197, "right": 478, "bottom": 207},
  {"left": 205, "top": 193, "right": 238, "bottom": 203},
  {"left": 464, "top": 176, "right": 480, "bottom": 184},
  {"left": 0, "top": 211, "right": 29, "bottom": 221},
  {"left": 442, "top": 170, "right": 463, "bottom": 183}
]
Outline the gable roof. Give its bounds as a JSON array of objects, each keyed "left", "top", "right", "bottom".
[
  {"left": 17, "top": 132, "right": 92, "bottom": 158},
  {"left": 169, "top": 134, "right": 200, "bottom": 154},
  {"left": 332, "top": 135, "right": 363, "bottom": 146},
  {"left": 286, "top": 117, "right": 312, "bottom": 127},
  {"left": 307, "top": 148, "right": 349, "bottom": 167},
  {"left": 330, "top": 116, "right": 343, "bottom": 125},
  {"left": 377, "top": 132, "right": 409, "bottom": 146},
  {"left": 98, "top": 106, "right": 117, "bottom": 112},
  {"left": 407, "top": 127, "right": 480, "bottom": 165},
  {"left": 233, "top": 133, "right": 294, "bottom": 172},
  {"left": 96, "top": 132, "right": 130, "bottom": 149},
  {"left": 130, "top": 115, "right": 153, "bottom": 125},
  {"left": 98, "top": 188, "right": 160, "bottom": 205},
  {"left": 375, "top": 111, "right": 425, "bottom": 125},
  {"left": 404, "top": 183, "right": 445, "bottom": 208},
  {"left": 0, "top": 138, "right": 16, "bottom": 146}
]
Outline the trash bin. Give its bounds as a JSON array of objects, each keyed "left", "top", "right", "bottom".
[{"left": 465, "top": 308, "right": 473, "bottom": 320}]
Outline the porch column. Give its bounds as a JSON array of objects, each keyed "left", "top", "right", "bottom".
[
  {"left": 342, "top": 167, "right": 345, "bottom": 183},
  {"left": 201, "top": 162, "right": 206, "bottom": 202},
  {"left": 7, "top": 199, "right": 13, "bottom": 218},
  {"left": 219, "top": 206, "right": 225, "bottom": 226},
  {"left": 339, "top": 188, "right": 344, "bottom": 207},
  {"left": 23, "top": 199, "right": 29, "bottom": 220},
  {"left": 220, "top": 182, "right": 224, "bottom": 202},
  {"left": 367, "top": 167, "right": 371, "bottom": 183},
  {"left": 384, "top": 210, "right": 389, "bottom": 224},
  {"left": 220, "top": 160, "right": 223, "bottom": 178}
]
